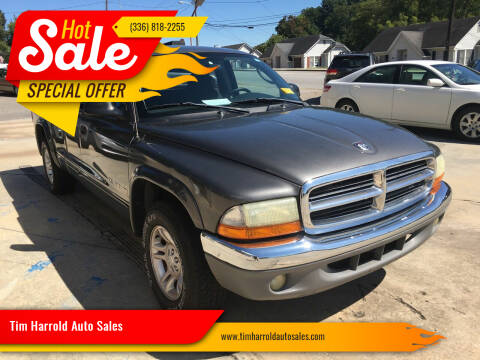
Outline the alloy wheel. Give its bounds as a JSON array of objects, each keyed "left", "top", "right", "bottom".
[
  {"left": 42, "top": 147, "right": 54, "bottom": 184},
  {"left": 341, "top": 104, "right": 354, "bottom": 112},
  {"left": 459, "top": 112, "right": 480, "bottom": 139},
  {"left": 150, "top": 225, "right": 184, "bottom": 301}
]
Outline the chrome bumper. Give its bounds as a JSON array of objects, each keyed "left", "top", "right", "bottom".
[{"left": 201, "top": 182, "right": 451, "bottom": 300}]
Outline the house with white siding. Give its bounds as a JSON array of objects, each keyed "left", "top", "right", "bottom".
[
  {"left": 260, "top": 35, "right": 350, "bottom": 69},
  {"left": 222, "top": 43, "right": 262, "bottom": 57},
  {"left": 364, "top": 17, "right": 480, "bottom": 65}
]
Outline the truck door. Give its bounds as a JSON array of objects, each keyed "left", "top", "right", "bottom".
[{"left": 77, "top": 102, "right": 135, "bottom": 203}]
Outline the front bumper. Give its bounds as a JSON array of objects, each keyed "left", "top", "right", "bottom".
[{"left": 201, "top": 182, "right": 451, "bottom": 300}]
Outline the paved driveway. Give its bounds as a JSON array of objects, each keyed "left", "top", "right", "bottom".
[
  {"left": 0, "top": 95, "right": 479, "bottom": 359},
  {"left": 277, "top": 70, "right": 325, "bottom": 104}
]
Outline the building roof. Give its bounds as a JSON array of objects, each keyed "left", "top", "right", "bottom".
[
  {"left": 260, "top": 46, "right": 274, "bottom": 58},
  {"left": 278, "top": 34, "right": 334, "bottom": 55},
  {"left": 223, "top": 43, "right": 261, "bottom": 55},
  {"left": 364, "top": 17, "right": 480, "bottom": 52},
  {"left": 223, "top": 43, "right": 247, "bottom": 50}
]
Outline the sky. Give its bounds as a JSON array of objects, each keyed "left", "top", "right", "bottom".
[{"left": 2, "top": 0, "right": 321, "bottom": 47}]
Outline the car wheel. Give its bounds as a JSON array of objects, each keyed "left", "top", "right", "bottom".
[
  {"left": 143, "top": 202, "right": 225, "bottom": 309},
  {"left": 41, "top": 140, "right": 75, "bottom": 194},
  {"left": 453, "top": 106, "right": 480, "bottom": 141},
  {"left": 336, "top": 99, "right": 359, "bottom": 113}
]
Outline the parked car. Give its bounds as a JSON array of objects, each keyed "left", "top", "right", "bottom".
[
  {"left": 324, "top": 53, "right": 375, "bottom": 85},
  {"left": 34, "top": 47, "right": 451, "bottom": 308},
  {"left": 0, "top": 66, "right": 17, "bottom": 96},
  {"left": 321, "top": 60, "right": 480, "bottom": 141},
  {"left": 472, "top": 59, "right": 480, "bottom": 72}
]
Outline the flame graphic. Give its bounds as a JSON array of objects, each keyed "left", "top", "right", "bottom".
[
  {"left": 132, "top": 43, "right": 218, "bottom": 101},
  {"left": 405, "top": 325, "right": 445, "bottom": 350}
]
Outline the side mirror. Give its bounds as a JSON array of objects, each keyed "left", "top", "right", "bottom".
[
  {"left": 83, "top": 102, "right": 129, "bottom": 121},
  {"left": 288, "top": 83, "right": 301, "bottom": 97},
  {"left": 427, "top": 78, "right": 445, "bottom": 87}
]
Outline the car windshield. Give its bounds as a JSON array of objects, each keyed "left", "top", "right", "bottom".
[
  {"left": 432, "top": 63, "right": 480, "bottom": 85},
  {"left": 139, "top": 52, "right": 300, "bottom": 116},
  {"left": 330, "top": 56, "right": 370, "bottom": 68}
]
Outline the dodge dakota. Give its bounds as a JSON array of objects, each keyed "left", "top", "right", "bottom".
[{"left": 34, "top": 46, "right": 451, "bottom": 308}]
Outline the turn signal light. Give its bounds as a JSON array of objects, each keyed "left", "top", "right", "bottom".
[
  {"left": 218, "top": 221, "right": 302, "bottom": 241},
  {"left": 323, "top": 84, "right": 331, "bottom": 92},
  {"left": 430, "top": 173, "right": 444, "bottom": 195},
  {"left": 327, "top": 69, "right": 338, "bottom": 75},
  {"left": 430, "top": 154, "right": 445, "bottom": 195}
]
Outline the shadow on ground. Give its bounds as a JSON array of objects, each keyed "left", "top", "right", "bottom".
[
  {"left": 305, "top": 96, "right": 321, "bottom": 105},
  {"left": 404, "top": 126, "right": 479, "bottom": 145},
  {"left": 2, "top": 166, "right": 386, "bottom": 358}
]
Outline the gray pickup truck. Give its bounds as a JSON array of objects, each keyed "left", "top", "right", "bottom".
[{"left": 33, "top": 46, "right": 451, "bottom": 309}]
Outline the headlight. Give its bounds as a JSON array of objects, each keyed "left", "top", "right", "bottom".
[
  {"left": 217, "top": 197, "right": 302, "bottom": 240},
  {"left": 431, "top": 153, "right": 445, "bottom": 194}
]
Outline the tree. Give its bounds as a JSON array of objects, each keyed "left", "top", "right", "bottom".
[
  {"left": 0, "top": 10, "right": 15, "bottom": 62},
  {"left": 7, "top": 17, "right": 16, "bottom": 47},
  {"left": 255, "top": 0, "right": 480, "bottom": 52},
  {"left": 255, "top": 34, "right": 286, "bottom": 54}
]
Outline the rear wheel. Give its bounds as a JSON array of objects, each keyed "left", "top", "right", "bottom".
[
  {"left": 335, "top": 99, "right": 359, "bottom": 113},
  {"left": 143, "top": 202, "right": 225, "bottom": 309},
  {"left": 452, "top": 105, "right": 480, "bottom": 141},
  {"left": 41, "top": 141, "right": 75, "bottom": 194}
]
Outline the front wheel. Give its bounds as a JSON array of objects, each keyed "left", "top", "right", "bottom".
[
  {"left": 452, "top": 106, "right": 480, "bottom": 141},
  {"left": 143, "top": 202, "right": 225, "bottom": 309},
  {"left": 335, "top": 99, "right": 359, "bottom": 113}
]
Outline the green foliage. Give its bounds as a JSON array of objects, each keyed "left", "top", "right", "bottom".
[
  {"left": 0, "top": 10, "right": 16, "bottom": 61},
  {"left": 255, "top": 0, "right": 480, "bottom": 52},
  {"left": 254, "top": 34, "right": 286, "bottom": 54}
]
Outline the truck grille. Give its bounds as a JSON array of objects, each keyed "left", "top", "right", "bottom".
[{"left": 300, "top": 153, "right": 435, "bottom": 235}]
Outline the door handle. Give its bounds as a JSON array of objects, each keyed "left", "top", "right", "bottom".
[
  {"left": 353, "top": 85, "right": 361, "bottom": 89},
  {"left": 396, "top": 88, "right": 406, "bottom": 92}
]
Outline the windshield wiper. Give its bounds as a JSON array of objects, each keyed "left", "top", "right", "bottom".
[
  {"left": 233, "top": 98, "right": 306, "bottom": 106},
  {"left": 147, "top": 102, "right": 250, "bottom": 114}
]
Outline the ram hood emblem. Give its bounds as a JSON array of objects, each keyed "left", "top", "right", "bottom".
[{"left": 352, "top": 142, "right": 373, "bottom": 153}]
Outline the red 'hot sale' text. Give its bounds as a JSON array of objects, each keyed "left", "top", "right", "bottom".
[{"left": 19, "top": 19, "right": 137, "bottom": 73}]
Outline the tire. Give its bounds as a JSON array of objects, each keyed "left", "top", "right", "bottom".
[
  {"left": 452, "top": 105, "right": 480, "bottom": 141},
  {"left": 40, "top": 140, "right": 75, "bottom": 194},
  {"left": 143, "top": 202, "right": 225, "bottom": 309},
  {"left": 335, "top": 99, "right": 359, "bottom": 113}
]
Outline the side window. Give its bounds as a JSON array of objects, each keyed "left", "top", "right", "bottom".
[
  {"left": 81, "top": 102, "right": 129, "bottom": 121},
  {"left": 355, "top": 66, "right": 398, "bottom": 84},
  {"left": 229, "top": 58, "right": 279, "bottom": 97},
  {"left": 399, "top": 65, "right": 440, "bottom": 86}
]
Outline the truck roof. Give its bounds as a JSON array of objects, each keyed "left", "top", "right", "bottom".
[{"left": 153, "top": 45, "right": 247, "bottom": 56}]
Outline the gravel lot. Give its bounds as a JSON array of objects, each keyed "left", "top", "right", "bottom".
[{"left": 0, "top": 91, "right": 479, "bottom": 359}]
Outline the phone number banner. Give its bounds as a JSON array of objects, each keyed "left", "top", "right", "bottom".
[{"left": 0, "top": 310, "right": 444, "bottom": 352}]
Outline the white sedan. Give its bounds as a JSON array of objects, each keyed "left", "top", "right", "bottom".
[{"left": 320, "top": 60, "right": 480, "bottom": 141}]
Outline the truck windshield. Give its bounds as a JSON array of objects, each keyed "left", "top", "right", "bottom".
[
  {"left": 138, "top": 52, "right": 300, "bottom": 115},
  {"left": 432, "top": 63, "right": 480, "bottom": 85}
]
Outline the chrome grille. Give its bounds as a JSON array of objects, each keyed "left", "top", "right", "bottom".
[{"left": 300, "top": 152, "right": 435, "bottom": 235}]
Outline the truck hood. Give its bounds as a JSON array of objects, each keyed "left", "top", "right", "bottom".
[{"left": 140, "top": 107, "right": 432, "bottom": 185}]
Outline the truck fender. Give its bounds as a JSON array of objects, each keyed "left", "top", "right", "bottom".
[{"left": 130, "top": 165, "right": 204, "bottom": 235}]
